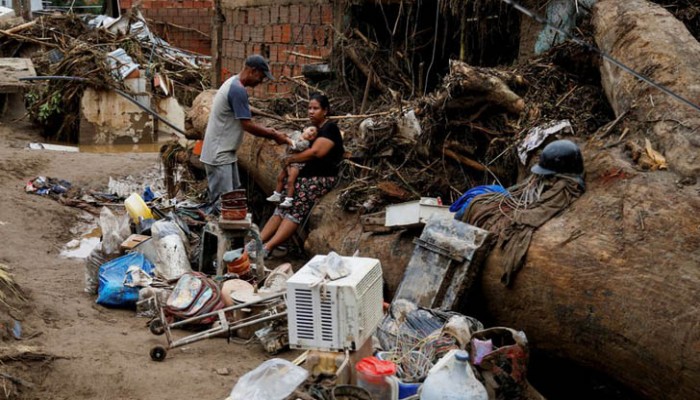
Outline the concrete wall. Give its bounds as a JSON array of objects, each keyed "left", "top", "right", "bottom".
[
  {"left": 220, "top": 1, "right": 335, "bottom": 97},
  {"left": 121, "top": 0, "right": 213, "bottom": 55}
]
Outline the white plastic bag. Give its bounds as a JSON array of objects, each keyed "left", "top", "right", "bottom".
[
  {"left": 99, "top": 206, "right": 130, "bottom": 257},
  {"left": 308, "top": 251, "right": 350, "bottom": 281},
  {"left": 229, "top": 358, "right": 308, "bottom": 400}
]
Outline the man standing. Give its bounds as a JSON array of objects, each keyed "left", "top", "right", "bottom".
[{"left": 200, "top": 54, "right": 287, "bottom": 209}]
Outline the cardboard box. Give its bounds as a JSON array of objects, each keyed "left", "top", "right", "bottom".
[{"left": 120, "top": 234, "right": 151, "bottom": 253}]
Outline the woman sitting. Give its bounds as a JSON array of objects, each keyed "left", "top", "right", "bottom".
[{"left": 249, "top": 93, "right": 343, "bottom": 258}]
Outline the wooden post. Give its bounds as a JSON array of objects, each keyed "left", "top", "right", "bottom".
[{"left": 212, "top": 0, "right": 224, "bottom": 88}]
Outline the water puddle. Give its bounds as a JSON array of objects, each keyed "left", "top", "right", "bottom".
[
  {"left": 61, "top": 236, "right": 100, "bottom": 259},
  {"left": 61, "top": 220, "right": 102, "bottom": 259},
  {"left": 79, "top": 142, "right": 164, "bottom": 153}
]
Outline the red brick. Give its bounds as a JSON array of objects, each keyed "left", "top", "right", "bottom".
[
  {"left": 321, "top": 4, "right": 333, "bottom": 25},
  {"left": 272, "top": 25, "right": 282, "bottom": 42},
  {"left": 281, "top": 64, "right": 294, "bottom": 77},
  {"left": 241, "top": 25, "right": 250, "bottom": 41},
  {"left": 247, "top": 43, "right": 260, "bottom": 55},
  {"left": 302, "top": 25, "right": 314, "bottom": 44},
  {"left": 280, "top": 24, "right": 292, "bottom": 43},
  {"left": 313, "top": 26, "right": 326, "bottom": 46},
  {"left": 319, "top": 46, "right": 331, "bottom": 58},
  {"left": 242, "top": 9, "right": 248, "bottom": 24},
  {"left": 184, "top": 1, "right": 193, "bottom": 7},
  {"left": 288, "top": 5, "right": 300, "bottom": 24},
  {"left": 234, "top": 26, "right": 242, "bottom": 41},
  {"left": 277, "top": 5, "right": 288, "bottom": 23},
  {"left": 278, "top": 46, "right": 289, "bottom": 63},
  {"left": 264, "top": 26, "right": 273, "bottom": 43},
  {"left": 251, "top": 26, "right": 263, "bottom": 42},
  {"left": 233, "top": 42, "right": 245, "bottom": 58},
  {"left": 260, "top": 6, "right": 270, "bottom": 24},
  {"left": 270, "top": 5, "right": 279, "bottom": 23},
  {"left": 299, "top": 5, "right": 310, "bottom": 23},
  {"left": 309, "top": 5, "right": 321, "bottom": 24},
  {"left": 270, "top": 62, "right": 282, "bottom": 77},
  {"left": 251, "top": 8, "right": 261, "bottom": 24},
  {"left": 291, "top": 25, "right": 303, "bottom": 44}
]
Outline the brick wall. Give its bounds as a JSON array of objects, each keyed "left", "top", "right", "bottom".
[
  {"left": 221, "top": 2, "right": 334, "bottom": 97},
  {"left": 121, "top": 0, "right": 213, "bottom": 55}
]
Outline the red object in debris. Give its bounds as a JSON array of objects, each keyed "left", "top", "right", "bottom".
[
  {"left": 356, "top": 357, "right": 396, "bottom": 380},
  {"left": 221, "top": 207, "right": 247, "bottom": 221},
  {"left": 193, "top": 140, "right": 203, "bottom": 156},
  {"left": 226, "top": 250, "right": 250, "bottom": 275}
]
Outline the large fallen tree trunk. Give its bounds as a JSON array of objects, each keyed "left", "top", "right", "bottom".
[{"left": 594, "top": 0, "right": 700, "bottom": 181}]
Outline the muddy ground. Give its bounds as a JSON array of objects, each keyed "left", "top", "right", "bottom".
[{"left": 0, "top": 120, "right": 294, "bottom": 400}]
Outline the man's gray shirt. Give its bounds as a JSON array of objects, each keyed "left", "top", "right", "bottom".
[{"left": 200, "top": 75, "right": 252, "bottom": 166}]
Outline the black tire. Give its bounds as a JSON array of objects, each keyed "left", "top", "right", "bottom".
[
  {"left": 150, "top": 346, "right": 167, "bottom": 362},
  {"left": 149, "top": 319, "right": 165, "bottom": 336}
]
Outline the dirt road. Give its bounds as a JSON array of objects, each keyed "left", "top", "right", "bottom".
[{"left": 0, "top": 121, "right": 275, "bottom": 399}]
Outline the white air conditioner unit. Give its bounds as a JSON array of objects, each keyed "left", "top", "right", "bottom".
[{"left": 287, "top": 255, "right": 384, "bottom": 352}]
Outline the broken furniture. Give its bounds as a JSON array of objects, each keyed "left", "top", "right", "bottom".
[
  {"left": 199, "top": 215, "right": 264, "bottom": 279},
  {"left": 393, "top": 215, "right": 492, "bottom": 309}
]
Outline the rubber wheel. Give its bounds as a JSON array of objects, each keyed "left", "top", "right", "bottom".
[
  {"left": 150, "top": 346, "right": 167, "bottom": 362},
  {"left": 149, "top": 319, "right": 165, "bottom": 336}
]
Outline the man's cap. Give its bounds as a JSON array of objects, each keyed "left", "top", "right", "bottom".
[{"left": 245, "top": 54, "right": 274, "bottom": 81}]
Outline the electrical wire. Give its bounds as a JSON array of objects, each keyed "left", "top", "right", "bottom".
[
  {"left": 500, "top": 0, "right": 700, "bottom": 114},
  {"left": 423, "top": 0, "right": 441, "bottom": 96}
]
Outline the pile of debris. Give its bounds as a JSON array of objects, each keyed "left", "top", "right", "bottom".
[
  {"left": 326, "top": 40, "right": 612, "bottom": 212},
  {"left": 62, "top": 177, "right": 543, "bottom": 399},
  {"left": 0, "top": 11, "right": 210, "bottom": 141}
]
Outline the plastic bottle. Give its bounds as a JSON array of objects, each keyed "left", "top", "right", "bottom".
[
  {"left": 419, "top": 350, "right": 488, "bottom": 400},
  {"left": 125, "top": 193, "right": 154, "bottom": 224}
]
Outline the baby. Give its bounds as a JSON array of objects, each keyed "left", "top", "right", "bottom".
[{"left": 266, "top": 125, "right": 318, "bottom": 208}]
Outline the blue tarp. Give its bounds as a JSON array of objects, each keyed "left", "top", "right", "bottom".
[
  {"left": 96, "top": 252, "right": 155, "bottom": 307},
  {"left": 450, "top": 185, "right": 508, "bottom": 220}
]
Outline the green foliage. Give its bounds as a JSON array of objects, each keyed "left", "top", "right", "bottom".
[{"left": 26, "top": 88, "right": 64, "bottom": 123}]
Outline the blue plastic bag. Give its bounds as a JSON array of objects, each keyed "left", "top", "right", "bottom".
[
  {"left": 96, "top": 253, "right": 155, "bottom": 307},
  {"left": 142, "top": 186, "right": 155, "bottom": 202},
  {"left": 450, "top": 185, "right": 508, "bottom": 220}
]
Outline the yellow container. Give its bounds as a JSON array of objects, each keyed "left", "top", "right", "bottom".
[{"left": 124, "top": 193, "right": 153, "bottom": 224}]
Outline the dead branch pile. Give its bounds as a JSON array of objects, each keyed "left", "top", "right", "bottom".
[
  {"left": 0, "top": 12, "right": 211, "bottom": 141},
  {"left": 329, "top": 40, "right": 612, "bottom": 212}
]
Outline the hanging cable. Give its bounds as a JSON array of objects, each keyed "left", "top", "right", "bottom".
[
  {"left": 423, "top": 0, "right": 441, "bottom": 96},
  {"left": 500, "top": 0, "right": 700, "bottom": 114}
]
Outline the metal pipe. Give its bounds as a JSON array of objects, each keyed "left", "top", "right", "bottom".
[
  {"left": 170, "top": 311, "right": 287, "bottom": 348},
  {"left": 167, "top": 291, "right": 285, "bottom": 329}
]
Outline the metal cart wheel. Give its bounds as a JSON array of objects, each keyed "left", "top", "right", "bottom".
[
  {"left": 149, "top": 319, "right": 165, "bottom": 336},
  {"left": 150, "top": 346, "right": 167, "bottom": 362}
]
